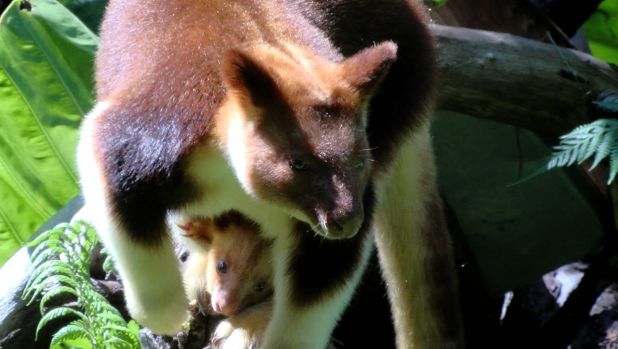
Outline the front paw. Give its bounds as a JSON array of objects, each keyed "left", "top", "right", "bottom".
[
  {"left": 211, "top": 320, "right": 259, "bottom": 349},
  {"left": 125, "top": 286, "right": 190, "bottom": 335}
]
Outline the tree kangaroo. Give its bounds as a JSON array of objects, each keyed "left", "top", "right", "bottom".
[{"left": 77, "top": 0, "right": 463, "bottom": 347}]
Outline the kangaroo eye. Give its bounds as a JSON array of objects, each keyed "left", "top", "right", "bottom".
[
  {"left": 254, "top": 281, "right": 267, "bottom": 292},
  {"left": 289, "top": 159, "right": 308, "bottom": 171},
  {"left": 355, "top": 159, "right": 365, "bottom": 169},
  {"left": 216, "top": 259, "right": 228, "bottom": 274}
]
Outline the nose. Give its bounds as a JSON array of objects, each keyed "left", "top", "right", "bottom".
[
  {"left": 212, "top": 293, "right": 240, "bottom": 316},
  {"left": 324, "top": 210, "right": 364, "bottom": 239}
]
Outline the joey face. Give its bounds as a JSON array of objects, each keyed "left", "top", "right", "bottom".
[
  {"left": 220, "top": 42, "right": 397, "bottom": 239},
  {"left": 204, "top": 213, "right": 273, "bottom": 317}
]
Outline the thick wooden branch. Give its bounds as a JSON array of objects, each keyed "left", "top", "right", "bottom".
[{"left": 433, "top": 24, "right": 618, "bottom": 139}]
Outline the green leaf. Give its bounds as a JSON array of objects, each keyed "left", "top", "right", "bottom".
[
  {"left": 584, "top": 0, "right": 618, "bottom": 65},
  {"left": 593, "top": 92, "right": 618, "bottom": 113},
  {"left": 609, "top": 138, "right": 618, "bottom": 184},
  {"left": 39, "top": 285, "right": 79, "bottom": 313},
  {"left": 25, "top": 258, "right": 74, "bottom": 291},
  {"left": 24, "top": 273, "right": 81, "bottom": 305},
  {"left": 102, "top": 323, "right": 140, "bottom": 340},
  {"left": 26, "top": 224, "right": 66, "bottom": 247},
  {"left": 103, "top": 337, "right": 135, "bottom": 349},
  {"left": 50, "top": 337, "right": 92, "bottom": 349},
  {"left": 36, "top": 306, "right": 86, "bottom": 339},
  {"left": 546, "top": 119, "right": 618, "bottom": 184},
  {"left": 50, "top": 323, "right": 93, "bottom": 348},
  {"left": 57, "top": 0, "right": 108, "bottom": 34},
  {"left": 0, "top": 0, "right": 98, "bottom": 266},
  {"left": 126, "top": 320, "right": 141, "bottom": 336},
  {"left": 29, "top": 243, "right": 64, "bottom": 267},
  {"left": 96, "top": 310, "right": 126, "bottom": 325}
]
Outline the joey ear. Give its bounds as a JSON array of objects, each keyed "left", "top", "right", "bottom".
[
  {"left": 342, "top": 41, "right": 398, "bottom": 97},
  {"left": 222, "top": 49, "right": 282, "bottom": 106}
]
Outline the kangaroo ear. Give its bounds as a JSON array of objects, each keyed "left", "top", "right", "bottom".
[
  {"left": 341, "top": 41, "right": 398, "bottom": 97},
  {"left": 222, "top": 49, "right": 282, "bottom": 107}
]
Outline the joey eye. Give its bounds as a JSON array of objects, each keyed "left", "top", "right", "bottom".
[
  {"left": 355, "top": 159, "right": 365, "bottom": 169},
  {"left": 289, "top": 159, "right": 309, "bottom": 171},
  {"left": 216, "top": 259, "right": 228, "bottom": 274},
  {"left": 254, "top": 281, "right": 267, "bottom": 292}
]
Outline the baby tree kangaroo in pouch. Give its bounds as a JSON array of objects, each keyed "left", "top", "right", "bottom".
[
  {"left": 179, "top": 211, "right": 273, "bottom": 348},
  {"left": 77, "top": 0, "right": 463, "bottom": 348}
]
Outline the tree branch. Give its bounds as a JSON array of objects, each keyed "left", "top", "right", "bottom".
[{"left": 433, "top": 24, "right": 618, "bottom": 140}]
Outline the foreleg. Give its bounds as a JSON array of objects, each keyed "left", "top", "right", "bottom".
[
  {"left": 373, "top": 123, "right": 464, "bottom": 348},
  {"left": 261, "top": 222, "right": 374, "bottom": 349},
  {"left": 77, "top": 102, "right": 189, "bottom": 334}
]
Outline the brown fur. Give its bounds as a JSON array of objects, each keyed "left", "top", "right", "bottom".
[
  {"left": 213, "top": 43, "right": 396, "bottom": 238},
  {"left": 81, "top": 0, "right": 464, "bottom": 347}
]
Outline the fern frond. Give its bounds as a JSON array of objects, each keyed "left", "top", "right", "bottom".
[
  {"left": 26, "top": 226, "right": 65, "bottom": 247},
  {"left": 25, "top": 259, "right": 74, "bottom": 289},
  {"left": 609, "top": 138, "right": 618, "bottom": 184},
  {"left": 35, "top": 307, "right": 87, "bottom": 339},
  {"left": 24, "top": 221, "right": 141, "bottom": 349},
  {"left": 101, "top": 246, "right": 117, "bottom": 275},
  {"left": 49, "top": 323, "right": 93, "bottom": 348},
  {"left": 103, "top": 323, "right": 142, "bottom": 337},
  {"left": 104, "top": 337, "right": 137, "bottom": 349},
  {"left": 591, "top": 132, "right": 613, "bottom": 169},
  {"left": 29, "top": 244, "right": 66, "bottom": 269},
  {"left": 39, "top": 286, "right": 79, "bottom": 313},
  {"left": 547, "top": 119, "right": 618, "bottom": 184},
  {"left": 593, "top": 93, "right": 618, "bottom": 113},
  {"left": 24, "top": 274, "right": 80, "bottom": 305},
  {"left": 96, "top": 310, "right": 126, "bottom": 324}
]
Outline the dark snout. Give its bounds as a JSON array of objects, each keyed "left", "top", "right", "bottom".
[
  {"left": 313, "top": 173, "right": 367, "bottom": 239},
  {"left": 329, "top": 209, "right": 364, "bottom": 239},
  {"left": 315, "top": 202, "right": 364, "bottom": 240}
]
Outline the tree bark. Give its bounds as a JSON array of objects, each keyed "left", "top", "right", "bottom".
[{"left": 433, "top": 24, "right": 618, "bottom": 140}]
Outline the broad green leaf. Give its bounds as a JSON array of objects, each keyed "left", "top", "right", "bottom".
[
  {"left": 58, "top": 0, "right": 108, "bottom": 34},
  {"left": 0, "top": 0, "right": 98, "bottom": 266},
  {"left": 584, "top": 0, "right": 618, "bottom": 65}
]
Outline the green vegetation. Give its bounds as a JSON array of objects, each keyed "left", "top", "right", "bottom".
[
  {"left": 546, "top": 96, "right": 618, "bottom": 183},
  {"left": 22, "top": 221, "right": 140, "bottom": 349},
  {"left": 584, "top": 0, "right": 618, "bottom": 65},
  {"left": 0, "top": 0, "right": 96, "bottom": 266}
]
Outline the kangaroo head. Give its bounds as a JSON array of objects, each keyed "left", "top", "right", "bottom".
[{"left": 217, "top": 41, "right": 397, "bottom": 239}]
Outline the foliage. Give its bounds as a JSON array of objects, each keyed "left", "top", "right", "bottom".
[
  {"left": 546, "top": 95, "right": 618, "bottom": 184},
  {"left": 22, "top": 221, "right": 141, "bottom": 349},
  {"left": 57, "top": 0, "right": 108, "bottom": 33},
  {"left": 584, "top": 0, "right": 618, "bottom": 65},
  {"left": 0, "top": 0, "right": 97, "bottom": 266},
  {"left": 425, "top": 0, "right": 448, "bottom": 7}
]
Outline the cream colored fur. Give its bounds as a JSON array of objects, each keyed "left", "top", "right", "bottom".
[
  {"left": 373, "top": 121, "right": 462, "bottom": 348},
  {"left": 211, "top": 300, "right": 273, "bottom": 349}
]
